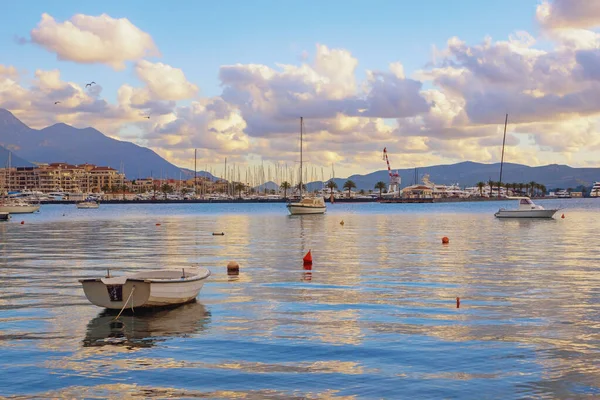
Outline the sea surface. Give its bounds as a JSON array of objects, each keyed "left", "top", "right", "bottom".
[{"left": 0, "top": 199, "right": 599, "bottom": 399}]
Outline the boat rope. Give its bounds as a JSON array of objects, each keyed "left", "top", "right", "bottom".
[{"left": 113, "top": 285, "right": 136, "bottom": 321}]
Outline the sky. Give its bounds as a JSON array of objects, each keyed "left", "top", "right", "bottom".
[{"left": 1, "top": 0, "right": 600, "bottom": 178}]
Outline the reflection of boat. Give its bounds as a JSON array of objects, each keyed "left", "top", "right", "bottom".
[
  {"left": 83, "top": 301, "right": 211, "bottom": 348},
  {"left": 287, "top": 117, "right": 326, "bottom": 215},
  {"left": 495, "top": 197, "right": 559, "bottom": 219},
  {"left": 0, "top": 212, "right": 10, "bottom": 221},
  {"left": 80, "top": 267, "right": 211, "bottom": 309},
  {"left": 76, "top": 200, "right": 99, "bottom": 209}
]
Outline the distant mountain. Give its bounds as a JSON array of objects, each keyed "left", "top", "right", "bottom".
[
  {"left": 323, "top": 162, "right": 600, "bottom": 191},
  {"left": 0, "top": 145, "right": 34, "bottom": 167},
  {"left": 179, "top": 168, "right": 218, "bottom": 181},
  {"left": 0, "top": 108, "right": 186, "bottom": 179}
]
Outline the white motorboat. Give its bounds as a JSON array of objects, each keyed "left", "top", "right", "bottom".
[
  {"left": 591, "top": 181, "right": 600, "bottom": 197},
  {"left": 287, "top": 196, "right": 327, "bottom": 215},
  {"left": 287, "top": 117, "right": 326, "bottom": 215},
  {"left": 80, "top": 267, "right": 211, "bottom": 310},
  {"left": 76, "top": 200, "right": 99, "bottom": 209},
  {"left": 494, "top": 197, "right": 559, "bottom": 219},
  {"left": 0, "top": 199, "right": 40, "bottom": 214}
]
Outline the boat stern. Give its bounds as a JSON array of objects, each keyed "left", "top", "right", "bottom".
[{"left": 80, "top": 278, "right": 151, "bottom": 309}]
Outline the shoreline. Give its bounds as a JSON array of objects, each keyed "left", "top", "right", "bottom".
[{"left": 36, "top": 197, "right": 559, "bottom": 205}]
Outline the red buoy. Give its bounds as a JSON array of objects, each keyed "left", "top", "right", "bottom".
[
  {"left": 456, "top": 297, "right": 460, "bottom": 308},
  {"left": 303, "top": 250, "right": 313, "bottom": 265},
  {"left": 156, "top": 223, "right": 161, "bottom": 226},
  {"left": 442, "top": 236, "right": 449, "bottom": 244},
  {"left": 20, "top": 221, "right": 24, "bottom": 225},
  {"left": 561, "top": 214, "right": 565, "bottom": 219}
]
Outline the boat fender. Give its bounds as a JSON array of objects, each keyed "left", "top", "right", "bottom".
[{"left": 442, "top": 236, "right": 449, "bottom": 244}]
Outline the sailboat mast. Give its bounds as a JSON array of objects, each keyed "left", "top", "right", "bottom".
[
  {"left": 194, "top": 148, "right": 197, "bottom": 196},
  {"left": 300, "top": 117, "right": 303, "bottom": 197},
  {"left": 498, "top": 113, "right": 508, "bottom": 198}
]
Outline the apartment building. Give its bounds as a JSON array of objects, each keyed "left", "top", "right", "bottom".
[{"left": 0, "top": 163, "right": 125, "bottom": 194}]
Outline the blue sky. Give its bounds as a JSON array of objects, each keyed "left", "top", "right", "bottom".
[
  {"left": 2, "top": 0, "right": 599, "bottom": 175},
  {"left": 1, "top": 0, "right": 540, "bottom": 100}
]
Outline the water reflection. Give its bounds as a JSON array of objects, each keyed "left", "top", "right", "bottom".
[
  {"left": 1, "top": 202, "right": 599, "bottom": 398},
  {"left": 83, "top": 301, "right": 210, "bottom": 348}
]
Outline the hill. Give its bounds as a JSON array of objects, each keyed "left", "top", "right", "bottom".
[
  {"left": 0, "top": 108, "right": 185, "bottom": 179},
  {"left": 0, "top": 145, "right": 34, "bottom": 167},
  {"left": 324, "top": 162, "right": 599, "bottom": 191}
]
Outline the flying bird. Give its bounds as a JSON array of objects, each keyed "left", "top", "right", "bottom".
[
  {"left": 54, "top": 101, "right": 61, "bottom": 105},
  {"left": 143, "top": 115, "right": 150, "bottom": 119},
  {"left": 85, "top": 81, "right": 96, "bottom": 88}
]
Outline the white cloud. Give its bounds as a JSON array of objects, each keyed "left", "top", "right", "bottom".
[
  {"left": 537, "top": 0, "right": 600, "bottom": 30},
  {"left": 30, "top": 13, "right": 159, "bottom": 70},
  {"left": 135, "top": 60, "right": 198, "bottom": 101}
]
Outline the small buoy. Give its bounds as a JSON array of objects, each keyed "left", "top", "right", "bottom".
[
  {"left": 442, "top": 236, "right": 449, "bottom": 244},
  {"left": 303, "top": 250, "right": 313, "bottom": 265},
  {"left": 20, "top": 221, "right": 24, "bottom": 225},
  {"left": 456, "top": 297, "right": 460, "bottom": 308},
  {"left": 561, "top": 214, "right": 565, "bottom": 219},
  {"left": 227, "top": 261, "right": 239, "bottom": 275},
  {"left": 340, "top": 220, "right": 344, "bottom": 226},
  {"left": 212, "top": 232, "right": 225, "bottom": 236},
  {"left": 156, "top": 223, "right": 161, "bottom": 226}
]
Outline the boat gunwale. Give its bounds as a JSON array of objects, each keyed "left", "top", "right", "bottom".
[{"left": 79, "top": 269, "right": 211, "bottom": 284}]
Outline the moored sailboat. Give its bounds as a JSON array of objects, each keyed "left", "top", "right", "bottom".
[{"left": 287, "top": 117, "right": 326, "bottom": 215}]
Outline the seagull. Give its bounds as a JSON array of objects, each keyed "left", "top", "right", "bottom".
[
  {"left": 85, "top": 81, "right": 96, "bottom": 88},
  {"left": 54, "top": 101, "right": 61, "bottom": 105},
  {"left": 143, "top": 115, "right": 150, "bottom": 119}
]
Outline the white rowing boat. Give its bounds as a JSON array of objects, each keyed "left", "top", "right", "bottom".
[{"left": 80, "top": 267, "right": 211, "bottom": 309}]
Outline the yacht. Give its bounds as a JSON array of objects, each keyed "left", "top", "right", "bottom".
[
  {"left": 287, "top": 117, "right": 326, "bottom": 215},
  {"left": 76, "top": 200, "right": 99, "bottom": 209},
  {"left": 591, "top": 182, "right": 600, "bottom": 197},
  {"left": 495, "top": 197, "right": 559, "bottom": 219},
  {"left": 0, "top": 198, "right": 41, "bottom": 214},
  {"left": 555, "top": 190, "right": 571, "bottom": 199}
]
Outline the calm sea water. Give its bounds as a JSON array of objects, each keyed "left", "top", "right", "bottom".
[{"left": 1, "top": 200, "right": 599, "bottom": 399}]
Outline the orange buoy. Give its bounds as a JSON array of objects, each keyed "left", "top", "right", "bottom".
[
  {"left": 456, "top": 297, "right": 460, "bottom": 308},
  {"left": 227, "top": 261, "right": 240, "bottom": 275},
  {"left": 156, "top": 223, "right": 161, "bottom": 226},
  {"left": 561, "top": 214, "right": 565, "bottom": 219},
  {"left": 340, "top": 220, "right": 344, "bottom": 226},
  {"left": 303, "top": 250, "right": 313, "bottom": 265},
  {"left": 442, "top": 236, "right": 449, "bottom": 244},
  {"left": 20, "top": 221, "right": 25, "bottom": 225}
]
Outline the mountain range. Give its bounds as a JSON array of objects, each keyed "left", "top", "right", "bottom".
[{"left": 0, "top": 108, "right": 599, "bottom": 190}]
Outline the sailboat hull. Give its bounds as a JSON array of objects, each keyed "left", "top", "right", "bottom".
[
  {"left": 0, "top": 204, "right": 40, "bottom": 214},
  {"left": 287, "top": 204, "right": 327, "bottom": 215}
]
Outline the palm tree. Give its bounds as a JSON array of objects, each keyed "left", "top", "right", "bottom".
[
  {"left": 235, "top": 182, "right": 245, "bottom": 198},
  {"left": 326, "top": 180, "right": 338, "bottom": 197},
  {"left": 529, "top": 181, "right": 537, "bottom": 197},
  {"left": 161, "top": 183, "right": 173, "bottom": 200},
  {"left": 375, "top": 181, "right": 387, "bottom": 198},
  {"left": 343, "top": 180, "right": 356, "bottom": 198},
  {"left": 539, "top": 184, "right": 546, "bottom": 197},
  {"left": 518, "top": 183, "right": 525, "bottom": 195},
  {"left": 280, "top": 181, "right": 291, "bottom": 199},
  {"left": 487, "top": 179, "right": 494, "bottom": 197},
  {"left": 476, "top": 181, "right": 484, "bottom": 196}
]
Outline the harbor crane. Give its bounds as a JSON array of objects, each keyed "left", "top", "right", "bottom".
[{"left": 382, "top": 147, "right": 401, "bottom": 196}]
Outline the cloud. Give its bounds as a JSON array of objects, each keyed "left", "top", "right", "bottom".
[
  {"left": 537, "top": 0, "right": 600, "bottom": 30},
  {"left": 30, "top": 13, "right": 159, "bottom": 70},
  {"left": 135, "top": 60, "right": 198, "bottom": 101},
  {"left": 220, "top": 45, "right": 429, "bottom": 138}
]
